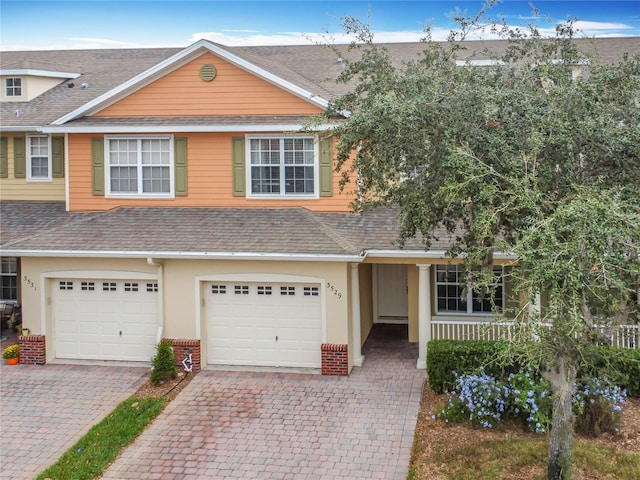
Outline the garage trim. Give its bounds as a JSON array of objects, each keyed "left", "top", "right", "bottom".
[{"left": 195, "top": 273, "right": 327, "bottom": 367}]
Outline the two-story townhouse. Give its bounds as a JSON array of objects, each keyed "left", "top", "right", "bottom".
[{"left": 2, "top": 38, "right": 639, "bottom": 374}]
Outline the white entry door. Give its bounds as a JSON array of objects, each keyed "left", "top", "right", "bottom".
[
  {"left": 205, "top": 281, "right": 322, "bottom": 368},
  {"left": 53, "top": 278, "right": 160, "bottom": 362},
  {"left": 376, "top": 264, "right": 408, "bottom": 323}
]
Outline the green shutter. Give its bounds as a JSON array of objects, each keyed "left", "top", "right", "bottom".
[
  {"left": 232, "top": 136, "right": 246, "bottom": 197},
  {"left": 174, "top": 137, "right": 187, "bottom": 196},
  {"left": 0, "top": 137, "right": 7, "bottom": 178},
  {"left": 319, "top": 136, "right": 333, "bottom": 197},
  {"left": 13, "top": 137, "right": 26, "bottom": 178},
  {"left": 52, "top": 137, "right": 65, "bottom": 178},
  {"left": 91, "top": 137, "right": 105, "bottom": 196}
]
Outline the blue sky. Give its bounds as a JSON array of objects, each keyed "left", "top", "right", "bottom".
[{"left": 1, "top": 1, "right": 639, "bottom": 50}]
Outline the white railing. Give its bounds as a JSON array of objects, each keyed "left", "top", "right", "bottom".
[{"left": 431, "top": 319, "right": 640, "bottom": 349}]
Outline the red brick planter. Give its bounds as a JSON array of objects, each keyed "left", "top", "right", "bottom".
[
  {"left": 18, "top": 334, "right": 46, "bottom": 365},
  {"left": 321, "top": 343, "right": 348, "bottom": 376},
  {"left": 168, "top": 338, "right": 201, "bottom": 372}
]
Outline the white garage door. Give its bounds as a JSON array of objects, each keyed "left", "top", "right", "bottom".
[
  {"left": 206, "top": 281, "right": 322, "bottom": 368},
  {"left": 53, "top": 279, "right": 160, "bottom": 362}
]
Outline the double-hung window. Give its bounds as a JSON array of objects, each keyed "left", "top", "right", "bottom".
[
  {"left": 5, "top": 77, "right": 22, "bottom": 97},
  {"left": 0, "top": 257, "right": 17, "bottom": 302},
  {"left": 435, "top": 264, "right": 504, "bottom": 314},
  {"left": 27, "top": 135, "right": 51, "bottom": 181},
  {"left": 248, "top": 136, "right": 317, "bottom": 197},
  {"left": 106, "top": 136, "right": 172, "bottom": 196}
]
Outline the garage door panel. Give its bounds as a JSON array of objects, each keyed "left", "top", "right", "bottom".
[
  {"left": 206, "top": 281, "right": 322, "bottom": 368},
  {"left": 53, "top": 278, "right": 159, "bottom": 362}
]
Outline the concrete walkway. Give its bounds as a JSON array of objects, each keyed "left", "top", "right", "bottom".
[
  {"left": 0, "top": 363, "right": 147, "bottom": 480},
  {"left": 103, "top": 325, "right": 425, "bottom": 479}
]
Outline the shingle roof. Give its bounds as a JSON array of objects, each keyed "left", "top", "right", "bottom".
[
  {"left": 0, "top": 201, "right": 451, "bottom": 257},
  {"left": 2, "top": 38, "right": 638, "bottom": 129}
]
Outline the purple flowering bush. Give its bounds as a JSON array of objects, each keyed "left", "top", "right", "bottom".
[
  {"left": 573, "top": 377, "right": 627, "bottom": 437},
  {"left": 438, "top": 369, "right": 625, "bottom": 436}
]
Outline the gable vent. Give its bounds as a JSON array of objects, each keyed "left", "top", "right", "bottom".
[{"left": 200, "top": 64, "right": 217, "bottom": 82}]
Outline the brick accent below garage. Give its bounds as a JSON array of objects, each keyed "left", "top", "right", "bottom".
[
  {"left": 321, "top": 343, "right": 348, "bottom": 376},
  {"left": 169, "top": 338, "right": 201, "bottom": 372},
  {"left": 18, "top": 334, "right": 46, "bottom": 365}
]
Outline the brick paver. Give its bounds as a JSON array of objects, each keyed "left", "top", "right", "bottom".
[
  {"left": 0, "top": 363, "right": 147, "bottom": 479},
  {"left": 103, "top": 325, "right": 425, "bottom": 479}
]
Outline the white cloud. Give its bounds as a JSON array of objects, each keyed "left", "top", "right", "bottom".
[{"left": 573, "top": 20, "right": 632, "bottom": 31}]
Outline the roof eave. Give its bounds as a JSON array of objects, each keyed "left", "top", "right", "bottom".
[
  {"left": 0, "top": 126, "right": 42, "bottom": 133},
  {"left": 41, "top": 122, "right": 340, "bottom": 134},
  {"left": 0, "top": 68, "right": 81, "bottom": 79},
  {"left": 3, "top": 249, "right": 364, "bottom": 262}
]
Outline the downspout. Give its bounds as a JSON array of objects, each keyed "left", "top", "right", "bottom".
[{"left": 147, "top": 257, "right": 164, "bottom": 343}]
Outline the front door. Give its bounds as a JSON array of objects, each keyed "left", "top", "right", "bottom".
[{"left": 375, "top": 264, "right": 408, "bottom": 323}]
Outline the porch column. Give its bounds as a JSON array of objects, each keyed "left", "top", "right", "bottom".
[
  {"left": 351, "top": 263, "right": 364, "bottom": 366},
  {"left": 416, "top": 264, "right": 432, "bottom": 370}
]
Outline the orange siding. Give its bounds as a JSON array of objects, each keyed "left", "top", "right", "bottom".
[
  {"left": 67, "top": 133, "right": 355, "bottom": 212},
  {"left": 94, "top": 52, "right": 323, "bottom": 117}
]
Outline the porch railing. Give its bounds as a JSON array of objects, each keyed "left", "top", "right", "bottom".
[{"left": 430, "top": 319, "right": 640, "bottom": 349}]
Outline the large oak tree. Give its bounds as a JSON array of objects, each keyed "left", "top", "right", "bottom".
[{"left": 322, "top": 6, "right": 640, "bottom": 479}]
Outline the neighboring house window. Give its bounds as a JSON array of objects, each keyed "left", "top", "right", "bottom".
[
  {"left": 0, "top": 257, "right": 17, "bottom": 301},
  {"left": 248, "top": 136, "right": 317, "bottom": 197},
  {"left": 5, "top": 77, "right": 22, "bottom": 97},
  {"left": 106, "top": 136, "right": 172, "bottom": 196},
  {"left": 435, "top": 264, "right": 504, "bottom": 314},
  {"left": 27, "top": 135, "right": 51, "bottom": 181}
]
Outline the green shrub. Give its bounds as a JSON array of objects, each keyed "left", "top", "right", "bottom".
[
  {"left": 581, "top": 346, "right": 640, "bottom": 397},
  {"left": 150, "top": 339, "right": 177, "bottom": 385},
  {"left": 427, "top": 339, "right": 640, "bottom": 397},
  {"left": 426, "top": 340, "right": 521, "bottom": 393}
]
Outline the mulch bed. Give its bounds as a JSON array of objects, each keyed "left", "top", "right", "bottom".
[
  {"left": 132, "top": 371, "right": 195, "bottom": 401},
  {"left": 411, "top": 382, "right": 640, "bottom": 480}
]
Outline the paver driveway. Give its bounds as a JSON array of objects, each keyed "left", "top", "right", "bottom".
[
  {"left": 0, "top": 363, "right": 147, "bottom": 480},
  {"left": 103, "top": 325, "right": 425, "bottom": 479}
]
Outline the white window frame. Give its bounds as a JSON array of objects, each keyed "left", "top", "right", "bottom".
[
  {"left": 27, "top": 134, "right": 52, "bottom": 182},
  {"left": 435, "top": 264, "right": 505, "bottom": 315},
  {"left": 105, "top": 135, "right": 174, "bottom": 198},
  {"left": 0, "top": 257, "right": 18, "bottom": 302},
  {"left": 5, "top": 77, "right": 22, "bottom": 97},
  {"left": 246, "top": 135, "right": 319, "bottom": 199}
]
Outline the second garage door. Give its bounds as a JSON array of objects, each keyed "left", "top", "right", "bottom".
[{"left": 205, "top": 281, "right": 322, "bottom": 368}]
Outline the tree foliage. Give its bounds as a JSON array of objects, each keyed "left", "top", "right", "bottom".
[{"left": 322, "top": 4, "right": 640, "bottom": 479}]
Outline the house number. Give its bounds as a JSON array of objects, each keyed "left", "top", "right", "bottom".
[
  {"left": 326, "top": 282, "right": 342, "bottom": 299},
  {"left": 23, "top": 275, "right": 37, "bottom": 292}
]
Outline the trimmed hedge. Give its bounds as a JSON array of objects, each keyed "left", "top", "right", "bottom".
[
  {"left": 426, "top": 339, "right": 522, "bottom": 394},
  {"left": 581, "top": 346, "right": 640, "bottom": 398},
  {"left": 426, "top": 339, "right": 640, "bottom": 397}
]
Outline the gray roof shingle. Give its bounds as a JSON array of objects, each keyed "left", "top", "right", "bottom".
[
  {"left": 0, "top": 201, "right": 450, "bottom": 257},
  {"left": 2, "top": 38, "right": 638, "bottom": 129}
]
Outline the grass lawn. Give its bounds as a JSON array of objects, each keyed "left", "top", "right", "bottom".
[
  {"left": 35, "top": 397, "right": 167, "bottom": 480},
  {"left": 409, "top": 384, "right": 640, "bottom": 480},
  {"left": 35, "top": 372, "right": 192, "bottom": 480}
]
